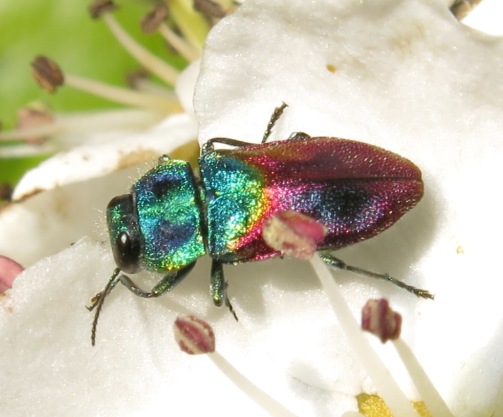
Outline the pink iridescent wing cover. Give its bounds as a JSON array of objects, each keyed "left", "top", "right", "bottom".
[{"left": 199, "top": 136, "right": 423, "bottom": 263}]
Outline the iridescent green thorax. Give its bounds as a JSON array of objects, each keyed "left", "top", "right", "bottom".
[
  {"left": 199, "top": 151, "right": 267, "bottom": 262},
  {"left": 133, "top": 158, "right": 205, "bottom": 272}
]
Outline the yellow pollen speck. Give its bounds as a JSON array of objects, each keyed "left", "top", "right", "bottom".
[
  {"left": 357, "top": 393, "right": 432, "bottom": 417},
  {"left": 326, "top": 63, "right": 337, "bottom": 73}
]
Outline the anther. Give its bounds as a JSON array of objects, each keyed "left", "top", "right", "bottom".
[
  {"left": 31, "top": 55, "right": 64, "bottom": 93},
  {"left": 141, "top": 4, "right": 169, "bottom": 34},
  {"left": 193, "top": 0, "right": 227, "bottom": 19},
  {"left": 89, "top": 0, "right": 118, "bottom": 19}
]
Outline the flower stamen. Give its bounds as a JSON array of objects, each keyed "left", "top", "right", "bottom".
[
  {"left": 140, "top": 4, "right": 169, "bottom": 35},
  {"left": 0, "top": 255, "right": 24, "bottom": 293},
  {"left": 140, "top": 5, "right": 199, "bottom": 63},
  {"left": 310, "top": 255, "right": 420, "bottom": 416},
  {"left": 362, "top": 299, "right": 454, "bottom": 417},
  {"left": 166, "top": 0, "right": 210, "bottom": 53},
  {"left": 193, "top": 0, "right": 227, "bottom": 19},
  {"left": 90, "top": 0, "right": 179, "bottom": 86},
  {"left": 126, "top": 69, "right": 177, "bottom": 98},
  {"left": 65, "top": 72, "right": 180, "bottom": 112},
  {"left": 0, "top": 108, "right": 165, "bottom": 145},
  {"left": 392, "top": 338, "right": 455, "bottom": 417},
  {"left": 174, "top": 315, "right": 300, "bottom": 417},
  {"left": 31, "top": 55, "right": 64, "bottom": 93},
  {"left": 31, "top": 55, "right": 180, "bottom": 113},
  {"left": 262, "top": 211, "right": 420, "bottom": 415}
]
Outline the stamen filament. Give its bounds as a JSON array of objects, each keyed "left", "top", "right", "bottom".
[
  {"left": 158, "top": 24, "right": 199, "bottom": 61},
  {"left": 101, "top": 12, "right": 180, "bottom": 86},
  {"left": 167, "top": 0, "right": 210, "bottom": 52},
  {"left": 393, "top": 338, "right": 455, "bottom": 417},
  {"left": 0, "top": 109, "right": 164, "bottom": 143},
  {"left": 57, "top": 109, "right": 166, "bottom": 133},
  {"left": 0, "top": 124, "right": 63, "bottom": 141},
  {"left": 309, "top": 254, "right": 420, "bottom": 417},
  {"left": 208, "top": 351, "right": 300, "bottom": 417},
  {"left": 65, "top": 74, "right": 181, "bottom": 113},
  {"left": 174, "top": 315, "right": 300, "bottom": 417},
  {"left": 129, "top": 76, "right": 179, "bottom": 98},
  {"left": 0, "top": 144, "right": 54, "bottom": 157}
]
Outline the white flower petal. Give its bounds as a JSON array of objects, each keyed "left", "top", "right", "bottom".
[
  {"left": 1, "top": 238, "right": 351, "bottom": 417},
  {"left": 176, "top": 60, "right": 201, "bottom": 114},
  {"left": 12, "top": 113, "right": 197, "bottom": 200}
]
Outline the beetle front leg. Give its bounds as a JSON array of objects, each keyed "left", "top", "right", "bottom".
[
  {"left": 87, "top": 263, "right": 195, "bottom": 346},
  {"left": 318, "top": 251, "right": 434, "bottom": 299},
  {"left": 210, "top": 259, "right": 238, "bottom": 320},
  {"left": 120, "top": 261, "right": 196, "bottom": 298}
]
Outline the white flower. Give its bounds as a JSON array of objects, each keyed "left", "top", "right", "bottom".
[
  {"left": 1, "top": 1, "right": 502, "bottom": 417},
  {"left": 195, "top": 0, "right": 503, "bottom": 415}
]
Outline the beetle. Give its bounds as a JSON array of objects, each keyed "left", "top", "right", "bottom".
[{"left": 88, "top": 103, "right": 432, "bottom": 345}]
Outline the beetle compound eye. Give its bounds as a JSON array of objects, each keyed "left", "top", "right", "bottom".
[
  {"left": 114, "top": 231, "right": 141, "bottom": 273},
  {"left": 107, "top": 194, "right": 142, "bottom": 274}
]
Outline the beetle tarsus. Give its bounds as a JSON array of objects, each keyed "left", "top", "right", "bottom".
[{"left": 225, "top": 296, "right": 239, "bottom": 321}]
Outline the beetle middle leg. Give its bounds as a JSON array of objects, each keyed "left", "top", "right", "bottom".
[
  {"left": 210, "top": 259, "right": 238, "bottom": 320},
  {"left": 318, "top": 251, "right": 434, "bottom": 299}
]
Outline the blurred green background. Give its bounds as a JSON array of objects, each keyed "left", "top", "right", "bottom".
[{"left": 0, "top": 0, "right": 184, "bottom": 186}]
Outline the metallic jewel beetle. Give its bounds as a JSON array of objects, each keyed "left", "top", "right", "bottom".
[{"left": 88, "top": 103, "right": 432, "bottom": 345}]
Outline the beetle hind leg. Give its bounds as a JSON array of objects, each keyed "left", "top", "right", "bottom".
[
  {"left": 318, "top": 251, "right": 434, "bottom": 300},
  {"left": 210, "top": 259, "right": 238, "bottom": 320}
]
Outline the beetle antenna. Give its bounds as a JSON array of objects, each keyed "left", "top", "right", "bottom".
[
  {"left": 262, "top": 102, "right": 288, "bottom": 144},
  {"left": 87, "top": 268, "right": 122, "bottom": 346}
]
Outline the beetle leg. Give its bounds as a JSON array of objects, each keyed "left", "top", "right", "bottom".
[
  {"left": 87, "top": 268, "right": 123, "bottom": 346},
  {"left": 202, "top": 137, "right": 261, "bottom": 154},
  {"left": 201, "top": 137, "right": 264, "bottom": 156},
  {"left": 87, "top": 263, "right": 196, "bottom": 346},
  {"left": 262, "top": 102, "right": 288, "bottom": 143},
  {"left": 318, "top": 251, "right": 434, "bottom": 300},
  {"left": 119, "top": 261, "right": 196, "bottom": 298},
  {"left": 288, "top": 132, "right": 311, "bottom": 140},
  {"left": 203, "top": 102, "right": 289, "bottom": 153},
  {"left": 210, "top": 259, "right": 238, "bottom": 320}
]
